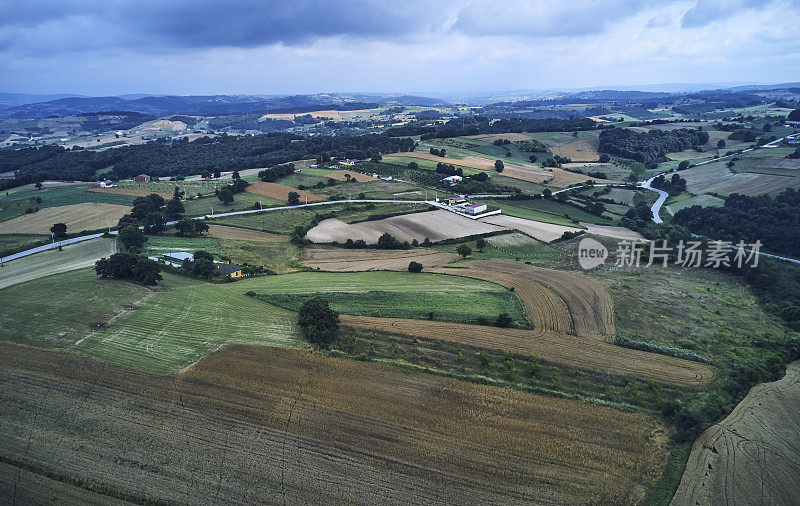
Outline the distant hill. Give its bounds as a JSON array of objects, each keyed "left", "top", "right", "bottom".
[{"left": 0, "top": 93, "right": 446, "bottom": 119}]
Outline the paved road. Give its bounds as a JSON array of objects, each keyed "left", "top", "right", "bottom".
[
  {"left": 639, "top": 176, "right": 669, "bottom": 224},
  {"left": 0, "top": 231, "right": 118, "bottom": 264}
]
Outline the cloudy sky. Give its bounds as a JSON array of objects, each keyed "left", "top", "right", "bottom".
[{"left": 1, "top": 0, "right": 798, "bottom": 96}]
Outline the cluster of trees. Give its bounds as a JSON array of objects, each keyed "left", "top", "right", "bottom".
[
  {"left": 514, "top": 139, "right": 549, "bottom": 152},
  {"left": 216, "top": 179, "right": 250, "bottom": 205},
  {"left": 384, "top": 116, "right": 596, "bottom": 140},
  {"left": 408, "top": 261, "right": 423, "bottom": 272},
  {"left": 118, "top": 193, "right": 170, "bottom": 234},
  {"left": 258, "top": 162, "right": 295, "bottom": 182},
  {"left": 598, "top": 127, "right": 709, "bottom": 167},
  {"left": 0, "top": 132, "right": 415, "bottom": 190},
  {"left": 435, "top": 162, "right": 462, "bottom": 176},
  {"left": 175, "top": 218, "right": 209, "bottom": 237},
  {"left": 428, "top": 147, "right": 447, "bottom": 157},
  {"left": 377, "top": 233, "right": 412, "bottom": 250},
  {"left": 493, "top": 138, "right": 512, "bottom": 146},
  {"left": 180, "top": 250, "right": 218, "bottom": 278},
  {"left": 95, "top": 252, "right": 162, "bottom": 285},
  {"left": 298, "top": 296, "right": 340, "bottom": 345},
  {"left": 672, "top": 188, "right": 800, "bottom": 258},
  {"left": 651, "top": 173, "right": 687, "bottom": 195},
  {"left": 729, "top": 129, "right": 759, "bottom": 142},
  {"left": 207, "top": 114, "right": 294, "bottom": 133}
]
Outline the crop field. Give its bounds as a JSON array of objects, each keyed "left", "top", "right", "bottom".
[
  {"left": 672, "top": 360, "right": 800, "bottom": 506},
  {"left": 0, "top": 238, "right": 117, "bottom": 289},
  {"left": 549, "top": 138, "right": 601, "bottom": 162},
  {"left": 75, "top": 274, "right": 302, "bottom": 373},
  {"left": 209, "top": 202, "right": 430, "bottom": 234},
  {"left": 306, "top": 209, "right": 506, "bottom": 243},
  {"left": 344, "top": 260, "right": 714, "bottom": 385},
  {"left": 143, "top": 234, "right": 224, "bottom": 257},
  {"left": 0, "top": 183, "right": 136, "bottom": 223},
  {"left": 604, "top": 188, "right": 637, "bottom": 205},
  {"left": 485, "top": 232, "right": 567, "bottom": 262},
  {"left": 324, "top": 169, "right": 378, "bottom": 182},
  {"left": 0, "top": 203, "right": 130, "bottom": 235},
  {"left": 681, "top": 150, "right": 800, "bottom": 196},
  {"left": 389, "top": 151, "right": 552, "bottom": 183},
  {"left": 665, "top": 194, "right": 724, "bottom": 214},
  {"left": 0, "top": 344, "right": 669, "bottom": 504},
  {"left": 502, "top": 198, "right": 615, "bottom": 225},
  {"left": 463, "top": 132, "right": 532, "bottom": 142},
  {"left": 206, "top": 224, "right": 285, "bottom": 242},
  {"left": 479, "top": 214, "right": 582, "bottom": 242},
  {"left": 580, "top": 223, "right": 646, "bottom": 240},
  {"left": 107, "top": 179, "right": 222, "bottom": 197},
  {"left": 253, "top": 270, "right": 528, "bottom": 327},
  {"left": 0, "top": 233, "right": 47, "bottom": 257},
  {"left": 217, "top": 239, "right": 300, "bottom": 273},
  {"left": 302, "top": 245, "right": 457, "bottom": 271},
  {"left": 245, "top": 181, "right": 326, "bottom": 202},
  {"left": 88, "top": 187, "right": 173, "bottom": 199},
  {"left": 546, "top": 166, "right": 616, "bottom": 187}
]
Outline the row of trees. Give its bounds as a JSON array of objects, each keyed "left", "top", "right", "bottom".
[
  {"left": 651, "top": 173, "right": 687, "bottom": 195},
  {"left": 384, "top": 116, "right": 596, "bottom": 140},
  {"left": 258, "top": 163, "right": 295, "bottom": 182}
]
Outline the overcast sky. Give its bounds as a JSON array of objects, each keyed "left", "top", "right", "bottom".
[{"left": 1, "top": 0, "right": 798, "bottom": 96}]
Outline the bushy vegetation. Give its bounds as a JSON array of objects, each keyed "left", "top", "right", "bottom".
[
  {"left": 385, "top": 116, "right": 595, "bottom": 139},
  {"left": 672, "top": 188, "right": 800, "bottom": 258},
  {"left": 298, "top": 296, "right": 340, "bottom": 345},
  {"left": 599, "top": 127, "right": 709, "bottom": 166},
  {"left": 257, "top": 162, "right": 295, "bottom": 182},
  {"left": 95, "top": 252, "right": 163, "bottom": 285},
  {"left": 651, "top": 173, "right": 687, "bottom": 195}
]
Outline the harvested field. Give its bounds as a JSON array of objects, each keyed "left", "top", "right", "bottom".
[
  {"left": 347, "top": 260, "right": 714, "bottom": 385},
  {"left": 463, "top": 132, "right": 532, "bottom": 142},
  {"left": 306, "top": 209, "right": 506, "bottom": 244},
  {"left": 88, "top": 187, "right": 172, "bottom": 199},
  {"left": 302, "top": 245, "right": 457, "bottom": 271},
  {"left": 391, "top": 151, "right": 551, "bottom": 183},
  {"left": 672, "top": 360, "right": 800, "bottom": 506},
  {"left": 0, "top": 343, "right": 669, "bottom": 505},
  {"left": 682, "top": 160, "right": 800, "bottom": 196},
  {"left": 324, "top": 169, "right": 378, "bottom": 182},
  {"left": 245, "top": 182, "right": 325, "bottom": 202},
  {"left": 580, "top": 223, "right": 646, "bottom": 241},
  {"left": 546, "top": 167, "right": 617, "bottom": 187},
  {"left": 479, "top": 214, "right": 582, "bottom": 243},
  {"left": 0, "top": 203, "right": 131, "bottom": 235},
  {"left": 206, "top": 224, "right": 285, "bottom": 242},
  {"left": 549, "top": 138, "right": 600, "bottom": 161}
]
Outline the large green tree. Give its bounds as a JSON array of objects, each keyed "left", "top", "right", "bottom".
[{"left": 298, "top": 296, "right": 340, "bottom": 345}]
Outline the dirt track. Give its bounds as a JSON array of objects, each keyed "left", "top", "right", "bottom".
[
  {"left": 344, "top": 259, "right": 714, "bottom": 385},
  {"left": 671, "top": 360, "right": 800, "bottom": 505},
  {"left": 302, "top": 245, "right": 457, "bottom": 271},
  {"left": 0, "top": 343, "right": 668, "bottom": 505}
]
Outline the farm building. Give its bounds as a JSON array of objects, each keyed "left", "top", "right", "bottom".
[
  {"left": 92, "top": 179, "right": 114, "bottom": 188},
  {"left": 340, "top": 159, "right": 359, "bottom": 166},
  {"left": 465, "top": 203, "right": 488, "bottom": 215},
  {"left": 216, "top": 262, "right": 243, "bottom": 279},
  {"left": 134, "top": 174, "right": 151, "bottom": 183},
  {"left": 442, "top": 175, "right": 463, "bottom": 185},
  {"left": 163, "top": 252, "right": 194, "bottom": 266}
]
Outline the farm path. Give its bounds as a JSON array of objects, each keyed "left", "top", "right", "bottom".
[
  {"left": 671, "top": 360, "right": 800, "bottom": 506},
  {"left": 343, "top": 259, "right": 714, "bottom": 386}
]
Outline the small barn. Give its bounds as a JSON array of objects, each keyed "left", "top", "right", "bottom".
[
  {"left": 216, "top": 262, "right": 244, "bottom": 279},
  {"left": 134, "top": 174, "right": 151, "bottom": 183}
]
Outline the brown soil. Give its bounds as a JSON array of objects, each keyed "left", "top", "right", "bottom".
[
  {"left": 0, "top": 343, "right": 668, "bottom": 505},
  {"left": 671, "top": 360, "right": 800, "bottom": 506},
  {"left": 245, "top": 182, "right": 326, "bottom": 202},
  {"left": 301, "top": 245, "right": 457, "bottom": 271}
]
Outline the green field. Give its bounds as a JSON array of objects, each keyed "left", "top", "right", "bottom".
[
  {"left": 183, "top": 192, "right": 284, "bottom": 216},
  {"left": 488, "top": 198, "right": 614, "bottom": 225},
  {"left": 665, "top": 194, "right": 724, "bottom": 214},
  {"left": 0, "top": 233, "right": 48, "bottom": 257},
  {"left": 209, "top": 202, "right": 430, "bottom": 234},
  {"left": 143, "top": 234, "right": 224, "bottom": 257},
  {"left": 256, "top": 271, "right": 527, "bottom": 327},
  {"left": 0, "top": 268, "right": 151, "bottom": 348},
  {"left": 217, "top": 239, "right": 300, "bottom": 273},
  {"left": 0, "top": 184, "right": 135, "bottom": 223}
]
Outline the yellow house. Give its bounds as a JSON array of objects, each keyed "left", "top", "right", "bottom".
[{"left": 216, "top": 263, "right": 243, "bottom": 279}]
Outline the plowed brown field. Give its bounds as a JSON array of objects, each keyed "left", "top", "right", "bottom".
[
  {"left": 344, "top": 259, "right": 714, "bottom": 385},
  {"left": 0, "top": 343, "right": 668, "bottom": 505},
  {"left": 245, "top": 182, "right": 325, "bottom": 202},
  {"left": 671, "top": 360, "right": 800, "bottom": 506},
  {"left": 302, "top": 245, "right": 457, "bottom": 271},
  {"left": 325, "top": 169, "right": 378, "bottom": 182}
]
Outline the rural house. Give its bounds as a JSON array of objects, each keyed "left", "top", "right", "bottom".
[
  {"left": 216, "top": 262, "right": 243, "bottom": 279},
  {"left": 465, "top": 203, "right": 488, "bottom": 215},
  {"left": 134, "top": 174, "right": 151, "bottom": 182}
]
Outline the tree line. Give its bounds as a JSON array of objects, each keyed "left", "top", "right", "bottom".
[
  {"left": 598, "top": 127, "right": 709, "bottom": 167},
  {"left": 384, "top": 116, "right": 596, "bottom": 140}
]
